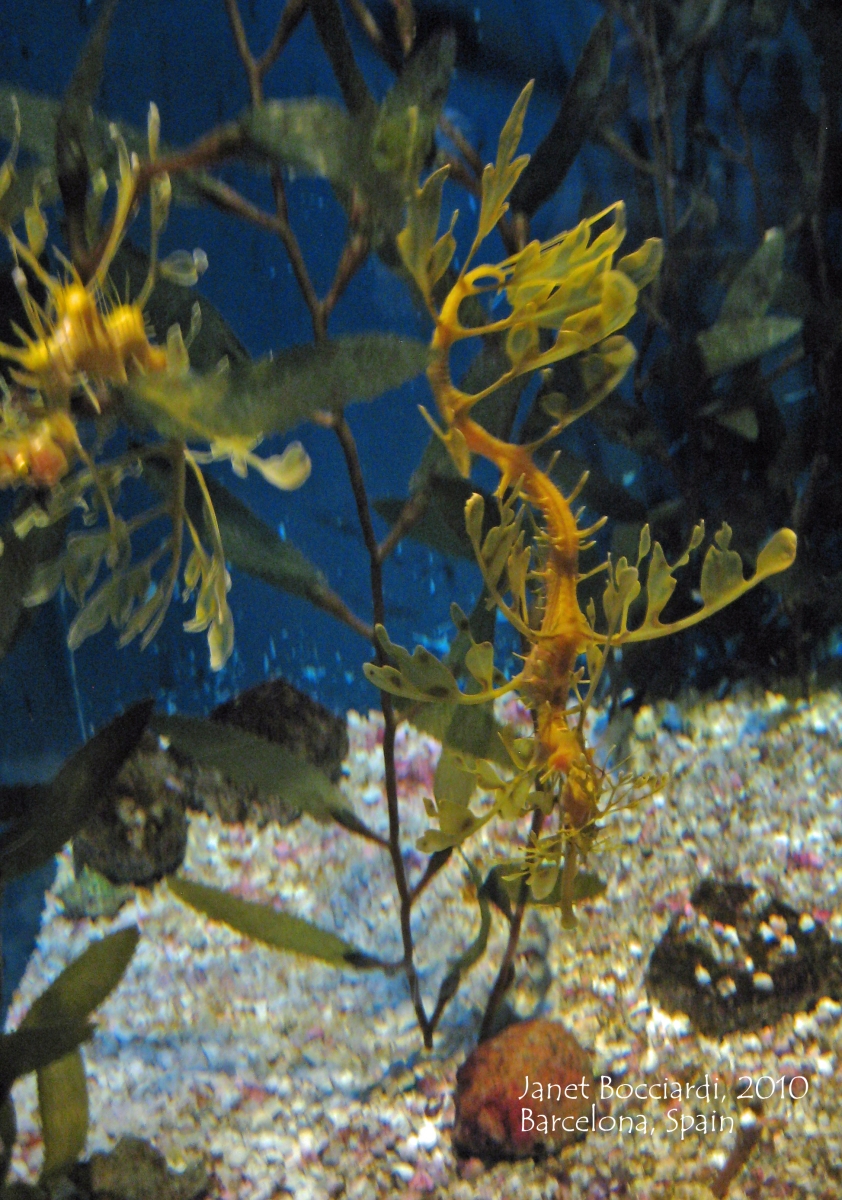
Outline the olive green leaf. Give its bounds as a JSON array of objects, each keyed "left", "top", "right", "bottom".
[
  {"left": 697, "top": 229, "right": 801, "bottom": 374},
  {"left": 0, "top": 702, "right": 153, "bottom": 882},
  {"left": 697, "top": 315, "right": 803, "bottom": 375},
  {"left": 0, "top": 1023, "right": 94, "bottom": 1100},
  {"left": 244, "top": 29, "right": 454, "bottom": 253},
  {"left": 715, "top": 406, "right": 759, "bottom": 440},
  {"left": 720, "top": 227, "right": 785, "bottom": 320},
  {"left": 18, "top": 927, "right": 139, "bottom": 1178},
  {"left": 37, "top": 1051, "right": 89, "bottom": 1178},
  {"left": 168, "top": 877, "right": 396, "bottom": 971},
  {"left": 119, "top": 334, "right": 430, "bottom": 444},
  {"left": 241, "top": 99, "right": 354, "bottom": 185},
  {"left": 152, "top": 714, "right": 383, "bottom": 844},
  {"left": 510, "top": 16, "right": 612, "bottom": 218},
  {"left": 374, "top": 27, "right": 455, "bottom": 182},
  {"left": 365, "top": 625, "right": 462, "bottom": 702},
  {"left": 21, "top": 928, "right": 140, "bottom": 1031}
]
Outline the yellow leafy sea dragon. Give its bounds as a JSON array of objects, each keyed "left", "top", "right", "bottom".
[
  {"left": 365, "top": 84, "right": 797, "bottom": 924},
  {"left": 0, "top": 101, "right": 309, "bottom": 668}
]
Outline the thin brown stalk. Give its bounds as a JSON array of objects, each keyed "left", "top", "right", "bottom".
[
  {"left": 709, "top": 1109, "right": 763, "bottom": 1198},
  {"left": 309, "top": 0, "right": 376, "bottom": 118},
  {"left": 377, "top": 488, "right": 429, "bottom": 563},
  {"left": 323, "top": 228, "right": 371, "bottom": 321},
  {"left": 598, "top": 127, "right": 659, "bottom": 176},
  {"left": 223, "top": 0, "right": 262, "bottom": 104},
  {"left": 479, "top": 807, "right": 545, "bottom": 1041},
  {"left": 715, "top": 51, "right": 767, "bottom": 236},
  {"left": 346, "top": 0, "right": 402, "bottom": 70},
  {"left": 332, "top": 413, "right": 431, "bottom": 1045},
  {"left": 256, "top": 0, "right": 309, "bottom": 79},
  {"left": 439, "top": 112, "right": 484, "bottom": 180},
  {"left": 269, "top": 169, "right": 326, "bottom": 340}
]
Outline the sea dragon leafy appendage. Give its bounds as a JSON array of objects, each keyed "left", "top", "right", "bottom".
[{"left": 364, "top": 83, "right": 797, "bottom": 923}]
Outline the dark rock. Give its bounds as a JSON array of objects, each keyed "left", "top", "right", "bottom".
[
  {"left": 73, "top": 733, "right": 188, "bottom": 886},
  {"left": 453, "top": 1018, "right": 594, "bottom": 1160},
  {"left": 69, "top": 1136, "right": 208, "bottom": 1200},
  {"left": 184, "top": 676, "right": 348, "bottom": 827},
  {"left": 646, "top": 879, "right": 842, "bottom": 1036}
]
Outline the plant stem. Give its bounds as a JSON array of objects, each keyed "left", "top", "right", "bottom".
[
  {"left": 479, "top": 807, "right": 544, "bottom": 1041},
  {"left": 309, "top": 0, "right": 376, "bottom": 119},
  {"left": 377, "top": 488, "right": 429, "bottom": 563},
  {"left": 332, "top": 414, "right": 430, "bottom": 1045}
]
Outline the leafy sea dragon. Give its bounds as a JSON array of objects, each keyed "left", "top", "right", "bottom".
[
  {"left": 365, "top": 84, "right": 797, "bottom": 924},
  {"left": 0, "top": 100, "right": 309, "bottom": 669}
]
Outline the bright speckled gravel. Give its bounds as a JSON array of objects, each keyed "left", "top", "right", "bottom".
[{"left": 7, "top": 686, "right": 842, "bottom": 1200}]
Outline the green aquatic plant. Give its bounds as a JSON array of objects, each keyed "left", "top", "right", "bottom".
[{"left": 0, "top": 704, "right": 148, "bottom": 1185}]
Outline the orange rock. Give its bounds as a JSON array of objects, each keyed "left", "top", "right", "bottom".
[{"left": 453, "top": 1019, "right": 594, "bottom": 1160}]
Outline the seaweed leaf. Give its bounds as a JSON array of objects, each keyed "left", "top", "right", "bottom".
[
  {"left": 240, "top": 99, "right": 355, "bottom": 185},
  {"left": 720, "top": 227, "right": 785, "bottom": 320},
  {"left": 21, "top": 927, "right": 140, "bottom": 1032},
  {"left": 0, "top": 702, "right": 152, "bottom": 882},
  {"left": 0, "top": 1023, "right": 93, "bottom": 1100},
  {"left": 510, "top": 16, "right": 612, "bottom": 218},
  {"left": 119, "top": 334, "right": 430, "bottom": 443},
  {"left": 696, "top": 230, "right": 801, "bottom": 375},
  {"left": 168, "top": 877, "right": 396, "bottom": 971},
  {"left": 37, "top": 1051, "right": 89, "bottom": 1178},
  {"left": 482, "top": 863, "right": 607, "bottom": 911},
  {"left": 697, "top": 316, "right": 801, "bottom": 375},
  {"left": 153, "top": 714, "right": 383, "bottom": 843},
  {"left": 18, "top": 928, "right": 138, "bottom": 1177},
  {"left": 0, "top": 512, "right": 69, "bottom": 662},
  {"left": 374, "top": 28, "right": 455, "bottom": 182}
]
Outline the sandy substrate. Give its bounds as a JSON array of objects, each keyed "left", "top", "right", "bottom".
[{"left": 7, "top": 687, "right": 842, "bottom": 1200}]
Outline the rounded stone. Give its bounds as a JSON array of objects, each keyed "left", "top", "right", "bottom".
[
  {"left": 73, "top": 733, "right": 187, "bottom": 886},
  {"left": 452, "top": 1018, "right": 594, "bottom": 1160}
]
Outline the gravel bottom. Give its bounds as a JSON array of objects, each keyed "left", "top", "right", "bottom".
[{"left": 7, "top": 687, "right": 842, "bottom": 1200}]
